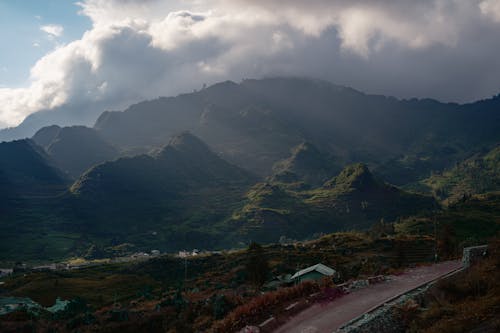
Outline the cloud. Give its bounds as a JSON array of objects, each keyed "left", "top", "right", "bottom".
[
  {"left": 40, "top": 24, "right": 64, "bottom": 37},
  {"left": 0, "top": 0, "right": 500, "bottom": 128},
  {"left": 480, "top": 0, "right": 500, "bottom": 21}
]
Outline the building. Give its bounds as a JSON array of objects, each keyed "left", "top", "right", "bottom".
[
  {"left": 0, "top": 268, "right": 13, "bottom": 278},
  {"left": 32, "top": 263, "right": 57, "bottom": 272},
  {"left": 291, "top": 263, "right": 336, "bottom": 283}
]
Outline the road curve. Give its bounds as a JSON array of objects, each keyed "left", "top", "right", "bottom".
[{"left": 274, "top": 260, "right": 462, "bottom": 333}]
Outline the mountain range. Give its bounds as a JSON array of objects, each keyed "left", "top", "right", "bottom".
[
  {"left": 2, "top": 77, "right": 499, "bottom": 183},
  {"left": 0, "top": 77, "right": 498, "bottom": 262}
]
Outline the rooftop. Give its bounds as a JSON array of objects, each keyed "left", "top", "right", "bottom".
[{"left": 291, "top": 263, "right": 336, "bottom": 280}]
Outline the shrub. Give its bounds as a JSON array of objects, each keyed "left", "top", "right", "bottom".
[{"left": 211, "top": 281, "right": 320, "bottom": 332}]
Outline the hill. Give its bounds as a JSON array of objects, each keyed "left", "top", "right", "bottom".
[
  {"left": 412, "top": 146, "right": 500, "bottom": 204},
  {"left": 67, "top": 132, "right": 257, "bottom": 251},
  {"left": 32, "top": 126, "right": 119, "bottom": 178},
  {"left": 229, "top": 163, "right": 437, "bottom": 244},
  {"left": 31, "top": 125, "right": 61, "bottom": 149},
  {"left": 271, "top": 142, "right": 341, "bottom": 186},
  {"left": 0, "top": 138, "right": 437, "bottom": 261},
  {"left": 71, "top": 132, "right": 255, "bottom": 197},
  {"left": 0, "top": 139, "right": 69, "bottom": 198},
  {"left": 2, "top": 78, "right": 498, "bottom": 184},
  {"left": 93, "top": 78, "right": 500, "bottom": 184},
  {"left": 0, "top": 140, "right": 71, "bottom": 261},
  {"left": 0, "top": 77, "right": 498, "bottom": 262}
]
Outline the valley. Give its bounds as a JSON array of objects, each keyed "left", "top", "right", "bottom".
[{"left": 0, "top": 77, "right": 499, "bottom": 333}]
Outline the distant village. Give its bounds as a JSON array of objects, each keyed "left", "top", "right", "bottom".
[
  {"left": 0, "top": 249, "right": 165, "bottom": 277},
  {"left": 0, "top": 246, "right": 340, "bottom": 288}
]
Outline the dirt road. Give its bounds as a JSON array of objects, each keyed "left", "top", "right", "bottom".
[{"left": 274, "top": 260, "right": 462, "bottom": 333}]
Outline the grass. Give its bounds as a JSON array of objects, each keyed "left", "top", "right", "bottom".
[
  {"left": 3, "top": 264, "right": 158, "bottom": 308},
  {"left": 1, "top": 227, "right": 496, "bottom": 332},
  {"left": 405, "top": 237, "right": 500, "bottom": 333},
  {"left": 419, "top": 146, "right": 500, "bottom": 204},
  {"left": 396, "top": 192, "right": 500, "bottom": 247}
]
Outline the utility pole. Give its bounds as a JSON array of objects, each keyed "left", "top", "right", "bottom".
[
  {"left": 434, "top": 216, "right": 438, "bottom": 262},
  {"left": 184, "top": 254, "right": 188, "bottom": 293}
]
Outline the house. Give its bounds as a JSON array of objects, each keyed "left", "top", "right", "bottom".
[
  {"left": 32, "top": 263, "right": 57, "bottom": 272},
  {"left": 0, "top": 268, "right": 13, "bottom": 278},
  {"left": 290, "top": 263, "right": 336, "bottom": 283}
]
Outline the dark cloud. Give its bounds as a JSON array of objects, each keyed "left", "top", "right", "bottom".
[{"left": 1, "top": 0, "right": 499, "bottom": 128}]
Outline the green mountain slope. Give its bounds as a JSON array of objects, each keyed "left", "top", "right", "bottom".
[
  {"left": 396, "top": 192, "right": 500, "bottom": 246},
  {"left": 0, "top": 139, "right": 69, "bottom": 198},
  {"left": 271, "top": 142, "right": 341, "bottom": 186},
  {"left": 71, "top": 132, "right": 255, "bottom": 197},
  {"left": 0, "top": 140, "right": 72, "bottom": 262},
  {"left": 416, "top": 146, "right": 500, "bottom": 204},
  {"left": 229, "top": 163, "right": 437, "bottom": 244},
  {"left": 0, "top": 77, "right": 498, "bottom": 263},
  {"left": 67, "top": 132, "right": 256, "bottom": 250}
]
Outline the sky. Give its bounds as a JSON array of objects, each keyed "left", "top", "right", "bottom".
[
  {"left": 0, "top": 0, "right": 500, "bottom": 129},
  {"left": 0, "top": 1, "right": 91, "bottom": 87}
]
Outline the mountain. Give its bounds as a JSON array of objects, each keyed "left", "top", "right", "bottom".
[
  {"left": 93, "top": 78, "right": 500, "bottom": 183},
  {"left": 2, "top": 78, "right": 498, "bottom": 183},
  {"left": 414, "top": 145, "right": 500, "bottom": 204},
  {"left": 0, "top": 77, "right": 498, "bottom": 262},
  {"left": 95, "top": 82, "right": 304, "bottom": 175},
  {"left": 0, "top": 139, "right": 69, "bottom": 199},
  {"left": 229, "top": 163, "right": 437, "bottom": 244},
  {"left": 66, "top": 133, "right": 256, "bottom": 249},
  {"left": 0, "top": 140, "right": 71, "bottom": 261},
  {"left": 0, "top": 101, "right": 115, "bottom": 143},
  {"left": 271, "top": 142, "right": 341, "bottom": 186},
  {"left": 31, "top": 125, "right": 62, "bottom": 149},
  {"left": 32, "top": 125, "right": 119, "bottom": 178},
  {"left": 71, "top": 132, "right": 255, "bottom": 197}
]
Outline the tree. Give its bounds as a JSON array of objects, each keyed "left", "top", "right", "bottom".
[
  {"left": 246, "top": 242, "right": 269, "bottom": 287},
  {"left": 438, "top": 223, "right": 457, "bottom": 258}
]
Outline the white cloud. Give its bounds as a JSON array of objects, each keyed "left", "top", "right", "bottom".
[
  {"left": 0, "top": 0, "right": 500, "bottom": 129},
  {"left": 480, "top": 0, "right": 500, "bottom": 21},
  {"left": 40, "top": 24, "right": 64, "bottom": 37}
]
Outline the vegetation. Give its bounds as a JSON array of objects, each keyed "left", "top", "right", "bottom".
[
  {"left": 245, "top": 242, "right": 269, "bottom": 286},
  {"left": 0, "top": 77, "right": 499, "bottom": 331},
  {"left": 212, "top": 280, "right": 323, "bottom": 332},
  {"left": 416, "top": 145, "right": 500, "bottom": 204},
  {"left": 403, "top": 237, "right": 500, "bottom": 333},
  {"left": 1, "top": 77, "right": 499, "bottom": 264},
  {"left": 0, "top": 229, "right": 445, "bottom": 332},
  {"left": 1, "top": 142, "right": 438, "bottom": 263},
  {"left": 396, "top": 192, "right": 500, "bottom": 254},
  {"left": 231, "top": 163, "right": 437, "bottom": 244},
  {"left": 271, "top": 142, "right": 340, "bottom": 186}
]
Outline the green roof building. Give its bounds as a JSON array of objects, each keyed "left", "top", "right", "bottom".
[{"left": 291, "top": 263, "right": 336, "bottom": 283}]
